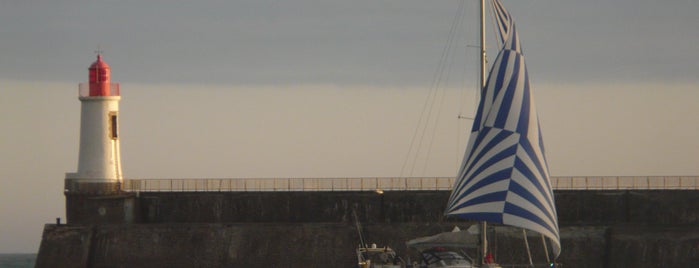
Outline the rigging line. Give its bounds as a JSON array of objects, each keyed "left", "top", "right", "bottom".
[
  {"left": 457, "top": 46, "right": 471, "bottom": 115},
  {"left": 410, "top": 0, "right": 467, "bottom": 176},
  {"left": 454, "top": 1, "right": 487, "bottom": 173},
  {"left": 422, "top": 4, "right": 467, "bottom": 175},
  {"left": 456, "top": 1, "right": 482, "bottom": 169},
  {"left": 400, "top": 0, "right": 466, "bottom": 177},
  {"left": 456, "top": 20, "right": 475, "bottom": 170},
  {"left": 420, "top": 68, "right": 453, "bottom": 175}
]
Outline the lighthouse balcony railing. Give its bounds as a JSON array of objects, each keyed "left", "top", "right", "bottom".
[
  {"left": 121, "top": 176, "right": 699, "bottom": 192},
  {"left": 78, "top": 83, "right": 120, "bottom": 97}
]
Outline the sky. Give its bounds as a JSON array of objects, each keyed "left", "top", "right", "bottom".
[{"left": 1, "top": 0, "right": 699, "bottom": 253}]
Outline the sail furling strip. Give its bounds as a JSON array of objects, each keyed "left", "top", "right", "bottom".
[{"left": 445, "top": 0, "right": 560, "bottom": 258}]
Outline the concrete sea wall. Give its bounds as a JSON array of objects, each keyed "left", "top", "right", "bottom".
[{"left": 37, "top": 190, "right": 699, "bottom": 267}]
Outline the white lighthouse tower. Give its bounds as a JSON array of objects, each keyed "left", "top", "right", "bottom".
[{"left": 65, "top": 54, "right": 123, "bottom": 193}]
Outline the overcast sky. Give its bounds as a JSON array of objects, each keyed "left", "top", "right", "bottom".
[{"left": 2, "top": 0, "right": 699, "bottom": 253}]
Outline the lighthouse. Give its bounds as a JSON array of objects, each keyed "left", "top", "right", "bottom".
[{"left": 65, "top": 54, "right": 123, "bottom": 194}]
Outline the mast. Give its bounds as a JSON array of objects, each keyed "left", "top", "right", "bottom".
[
  {"left": 480, "top": 0, "right": 486, "bottom": 89},
  {"left": 479, "top": 0, "right": 488, "bottom": 264}
]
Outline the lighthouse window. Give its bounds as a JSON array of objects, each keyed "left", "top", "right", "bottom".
[{"left": 110, "top": 113, "right": 118, "bottom": 139}]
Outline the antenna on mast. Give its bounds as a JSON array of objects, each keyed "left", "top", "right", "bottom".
[{"left": 95, "top": 44, "right": 103, "bottom": 55}]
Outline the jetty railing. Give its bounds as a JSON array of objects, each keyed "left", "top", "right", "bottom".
[{"left": 122, "top": 176, "right": 699, "bottom": 192}]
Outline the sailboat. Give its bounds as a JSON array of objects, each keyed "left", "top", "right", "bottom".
[{"left": 409, "top": 0, "right": 561, "bottom": 267}]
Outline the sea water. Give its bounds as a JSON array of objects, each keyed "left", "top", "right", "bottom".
[{"left": 0, "top": 254, "right": 37, "bottom": 268}]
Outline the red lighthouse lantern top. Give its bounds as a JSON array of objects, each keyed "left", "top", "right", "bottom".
[
  {"left": 88, "top": 54, "right": 117, "bottom": 96},
  {"left": 89, "top": 54, "right": 110, "bottom": 72}
]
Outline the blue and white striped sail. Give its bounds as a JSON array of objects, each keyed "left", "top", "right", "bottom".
[{"left": 445, "top": 0, "right": 560, "bottom": 257}]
